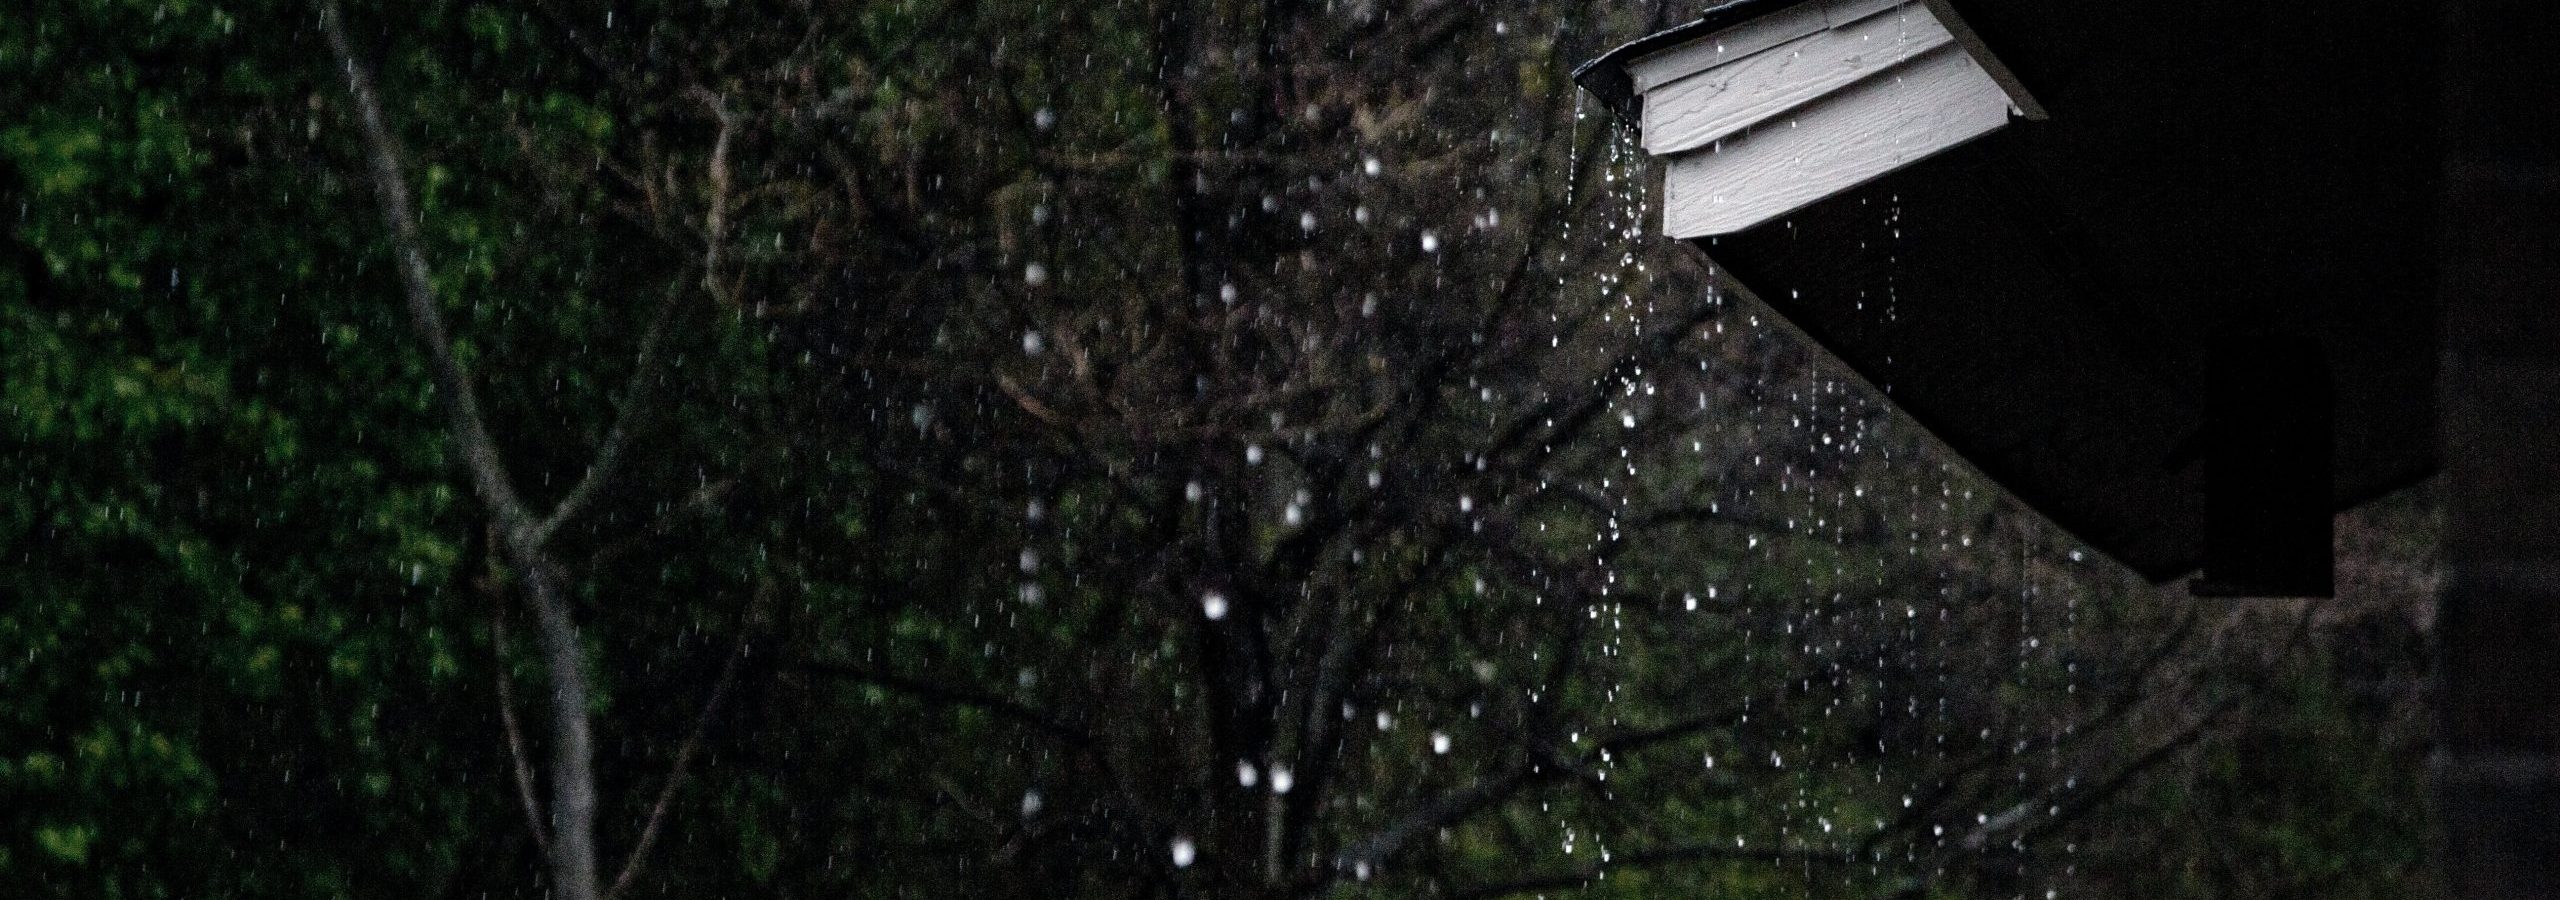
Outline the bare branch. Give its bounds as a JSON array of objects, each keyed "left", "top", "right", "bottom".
[
  {"left": 319, "top": 1, "right": 532, "bottom": 538},
  {"left": 321, "top": 10, "right": 601, "bottom": 898},
  {"left": 531, "top": 275, "right": 691, "bottom": 545},
  {"left": 603, "top": 583, "right": 766, "bottom": 900},
  {"left": 489, "top": 582, "right": 551, "bottom": 857}
]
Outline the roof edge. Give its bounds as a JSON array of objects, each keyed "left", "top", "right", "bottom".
[{"left": 1571, "top": 0, "right": 1821, "bottom": 120}]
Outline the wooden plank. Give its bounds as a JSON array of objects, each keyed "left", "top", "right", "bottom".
[
  {"left": 1662, "top": 44, "right": 2010, "bottom": 238},
  {"left": 1627, "top": 0, "right": 1906, "bottom": 92},
  {"left": 1642, "top": 4, "right": 1953, "bottom": 156}
]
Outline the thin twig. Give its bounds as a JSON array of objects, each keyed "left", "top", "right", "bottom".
[
  {"left": 530, "top": 274, "right": 693, "bottom": 545},
  {"left": 603, "top": 583, "right": 767, "bottom": 900}
]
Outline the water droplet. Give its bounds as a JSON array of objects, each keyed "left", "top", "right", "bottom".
[
  {"left": 1033, "top": 107, "right": 1058, "bottom": 131},
  {"left": 1170, "top": 837, "right": 1196, "bottom": 868},
  {"left": 1237, "top": 761, "right": 1260, "bottom": 787},
  {"left": 1201, "top": 592, "right": 1230, "bottom": 620},
  {"left": 1431, "top": 732, "right": 1452, "bottom": 754},
  {"left": 1023, "top": 262, "right": 1050, "bottom": 286},
  {"left": 1270, "top": 766, "right": 1295, "bottom": 794},
  {"left": 1022, "top": 330, "right": 1044, "bottom": 355},
  {"left": 1021, "top": 790, "right": 1044, "bottom": 816}
]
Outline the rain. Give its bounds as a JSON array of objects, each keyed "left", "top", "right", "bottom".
[{"left": 0, "top": 2, "right": 2457, "bottom": 900}]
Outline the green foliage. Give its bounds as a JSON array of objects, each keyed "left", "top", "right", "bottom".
[{"left": 0, "top": 1, "right": 2435, "bottom": 899}]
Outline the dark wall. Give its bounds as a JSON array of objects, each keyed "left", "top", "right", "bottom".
[{"left": 2433, "top": 2, "right": 2560, "bottom": 897}]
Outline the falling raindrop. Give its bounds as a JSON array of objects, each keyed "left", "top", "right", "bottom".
[
  {"left": 1170, "top": 838, "right": 1196, "bottom": 868},
  {"left": 1202, "top": 591, "right": 1230, "bottom": 620}
]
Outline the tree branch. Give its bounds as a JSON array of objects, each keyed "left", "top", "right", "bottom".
[
  {"left": 530, "top": 276, "right": 690, "bottom": 545},
  {"left": 799, "top": 661, "right": 1094, "bottom": 748},
  {"left": 320, "top": 2, "right": 533, "bottom": 538},
  {"left": 321, "top": 10, "right": 601, "bottom": 898},
  {"left": 489, "top": 577, "right": 551, "bottom": 858},
  {"left": 603, "top": 583, "right": 765, "bottom": 900}
]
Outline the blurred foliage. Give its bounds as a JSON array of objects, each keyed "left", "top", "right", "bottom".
[{"left": 1, "top": 1, "right": 2434, "bottom": 898}]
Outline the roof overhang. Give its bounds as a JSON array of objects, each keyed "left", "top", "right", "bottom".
[{"left": 1578, "top": 0, "right": 2441, "bottom": 593}]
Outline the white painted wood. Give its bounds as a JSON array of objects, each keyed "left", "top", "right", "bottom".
[
  {"left": 1626, "top": 0, "right": 1906, "bottom": 93},
  {"left": 1642, "top": 4, "right": 1953, "bottom": 155},
  {"left": 1921, "top": 0, "right": 2047, "bottom": 120},
  {"left": 1661, "top": 44, "right": 2009, "bottom": 238}
]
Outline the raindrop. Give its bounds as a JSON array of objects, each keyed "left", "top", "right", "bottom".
[
  {"left": 1420, "top": 231, "right": 1441, "bottom": 253},
  {"left": 1270, "top": 767, "right": 1295, "bottom": 794},
  {"left": 1363, "top": 156, "right": 1383, "bottom": 177},
  {"left": 1202, "top": 592, "right": 1230, "bottom": 620},
  {"left": 1170, "top": 838, "right": 1196, "bottom": 868},
  {"left": 1033, "top": 107, "right": 1058, "bottom": 131},
  {"left": 1021, "top": 331, "right": 1044, "bottom": 355},
  {"left": 1300, "top": 211, "right": 1318, "bottom": 233},
  {"left": 1245, "top": 444, "right": 1265, "bottom": 465},
  {"left": 1023, "top": 262, "right": 1050, "bottom": 286},
  {"left": 1237, "top": 762, "right": 1260, "bottom": 787},
  {"left": 1021, "top": 790, "right": 1044, "bottom": 817},
  {"left": 1431, "top": 732, "right": 1452, "bottom": 754}
]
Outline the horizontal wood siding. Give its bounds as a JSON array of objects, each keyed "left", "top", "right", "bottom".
[
  {"left": 1626, "top": 0, "right": 1906, "bottom": 92},
  {"left": 1642, "top": 3, "right": 1953, "bottom": 155},
  {"left": 1662, "top": 44, "right": 2008, "bottom": 237}
]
